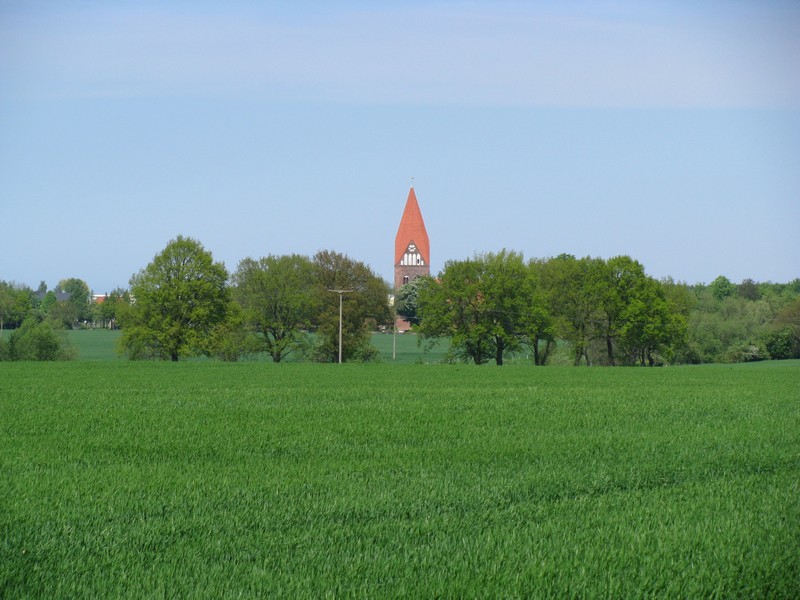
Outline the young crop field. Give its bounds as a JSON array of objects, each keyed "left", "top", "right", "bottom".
[
  {"left": 1, "top": 361, "right": 798, "bottom": 597},
  {"left": 59, "top": 329, "right": 450, "bottom": 364}
]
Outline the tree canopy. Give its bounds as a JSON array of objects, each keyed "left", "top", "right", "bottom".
[
  {"left": 119, "top": 236, "right": 229, "bottom": 361},
  {"left": 54, "top": 278, "right": 92, "bottom": 325},
  {"left": 0, "top": 282, "right": 36, "bottom": 332},
  {"left": 232, "top": 254, "right": 316, "bottom": 362},
  {"left": 417, "top": 251, "right": 531, "bottom": 365},
  {"left": 417, "top": 252, "right": 690, "bottom": 366},
  {"left": 311, "top": 250, "right": 392, "bottom": 362},
  {"left": 6, "top": 236, "right": 796, "bottom": 365}
]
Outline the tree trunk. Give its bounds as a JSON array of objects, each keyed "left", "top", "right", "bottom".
[
  {"left": 171, "top": 352, "right": 179, "bottom": 362},
  {"left": 532, "top": 339, "right": 540, "bottom": 366},
  {"left": 606, "top": 334, "right": 615, "bottom": 366},
  {"left": 495, "top": 338, "right": 504, "bottom": 366},
  {"left": 541, "top": 339, "right": 553, "bottom": 365}
]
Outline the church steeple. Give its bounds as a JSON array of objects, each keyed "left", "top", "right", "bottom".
[{"left": 394, "top": 186, "right": 430, "bottom": 290}]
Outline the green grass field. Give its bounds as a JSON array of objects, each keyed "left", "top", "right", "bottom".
[
  {"left": 2, "top": 360, "right": 798, "bottom": 597},
  {"left": 52, "top": 329, "right": 449, "bottom": 363}
]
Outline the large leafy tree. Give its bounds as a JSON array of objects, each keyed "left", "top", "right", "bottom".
[
  {"left": 119, "top": 236, "right": 229, "bottom": 361},
  {"left": 55, "top": 278, "right": 92, "bottom": 325},
  {"left": 311, "top": 250, "right": 391, "bottom": 362},
  {"left": 541, "top": 255, "right": 606, "bottom": 366},
  {"left": 479, "top": 250, "right": 530, "bottom": 365},
  {"left": 417, "top": 251, "right": 530, "bottom": 365},
  {"left": 596, "top": 256, "right": 652, "bottom": 366},
  {"left": 617, "top": 277, "right": 688, "bottom": 366},
  {"left": 0, "top": 282, "right": 35, "bottom": 331},
  {"left": 524, "top": 260, "right": 557, "bottom": 366},
  {"left": 418, "top": 258, "right": 491, "bottom": 364},
  {"left": 232, "top": 254, "right": 316, "bottom": 362}
]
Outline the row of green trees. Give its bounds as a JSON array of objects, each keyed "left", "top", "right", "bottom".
[
  {"left": 0, "top": 277, "right": 133, "bottom": 334},
  {"left": 117, "top": 236, "right": 392, "bottom": 362},
  {"left": 0, "top": 278, "right": 91, "bottom": 331},
  {"left": 0, "top": 279, "right": 91, "bottom": 361},
  {"left": 397, "top": 252, "right": 688, "bottom": 366},
  {"left": 685, "top": 276, "right": 800, "bottom": 362},
  {"left": 3, "top": 237, "right": 798, "bottom": 364},
  {"left": 395, "top": 254, "right": 799, "bottom": 365}
]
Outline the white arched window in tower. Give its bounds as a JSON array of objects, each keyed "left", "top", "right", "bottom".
[{"left": 401, "top": 242, "right": 425, "bottom": 267}]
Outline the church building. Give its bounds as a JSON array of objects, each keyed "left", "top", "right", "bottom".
[
  {"left": 393, "top": 186, "right": 430, "bottom": 330},
  {"left": 394, "top": 186, "right": 430, "bottom": 291}
]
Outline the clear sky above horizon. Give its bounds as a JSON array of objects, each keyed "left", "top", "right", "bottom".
[{"left": 1, "top": 0, "right": 798, "bottom": 293}]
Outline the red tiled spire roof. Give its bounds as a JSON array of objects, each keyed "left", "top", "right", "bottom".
[{"left": 394, "top": 186, "right": 430, "bottom": 266}]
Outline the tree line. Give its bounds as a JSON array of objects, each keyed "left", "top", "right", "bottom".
[
  {"left": 398, "top": 253, "right": 799, "bottom": 366},
  {"left": 116, "top": 237, "right": 392, "bottom": 362},
  {"left": 1, "top": 237, "right": 393, "bottom": 362},
  {"left": 398, "top": 252, "right": 688, "bottom": 366},
  {"left": 2, "top": 236, "right": 798, "bottom": 364}
]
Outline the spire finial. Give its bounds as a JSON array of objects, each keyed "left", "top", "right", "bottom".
[{"left": 410, "top": 176, "right": 414, "bottom": 188}]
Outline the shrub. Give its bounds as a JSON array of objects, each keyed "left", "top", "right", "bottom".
[
  {"left": 762, "top": 326, "right": 800, "bottom": 360},
  {"left": 311, "top": 334, "right": 381, "bottom": 363},
  {"left": 722, "top": 342, "right": 765, "bottom": 363},
  {"left": 206, "top": 323, "right": 261, "bottom": 362},
  {"left": 6, "top": 317, "right": 75, "bottom": 361}
]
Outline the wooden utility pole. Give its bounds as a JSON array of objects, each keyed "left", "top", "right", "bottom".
[{"left": 329, "top": 289, "right": 353, "bottom": 363}]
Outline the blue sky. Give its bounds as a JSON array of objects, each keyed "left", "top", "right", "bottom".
[{"left": 1, "top": 1, "right": 798, "bottom": 293}]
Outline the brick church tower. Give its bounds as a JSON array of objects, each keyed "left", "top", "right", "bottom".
[{"left": 394, "top": 186, "right": 430, "bottom": 290}]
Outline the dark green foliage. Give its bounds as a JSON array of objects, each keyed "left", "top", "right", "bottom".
[
  {"left": 417, "top": 251, "right": 531, "bottom": 366},
  {"left": 544, "top": 254, "right": 607, "bottom": 365},
  {"left": 205, "top": 302, "right": 262, "bottom": 362},
  {"left": 311, "top": 250, "right": 392, "bottom": 362},
  {"left": 39, "top": 290, "right": 58, "bottom": 314},
  {"left": 763, "top": 326, "right": 800, "bottom": 360},
  {"left": 0, "top": 281, "right": 34, "bottom": 331},
  {"left": 418, "top": 258, "right": 495, "bottom": 365},
  {"left": 54, "top": 278, "right": 92, "bottom": 325},
  {"left": 775, "top": 297, "right": 800, "bottom": 345},
  {"left": 395, "top": 278, "right": 424, "bottom": 326},
  {"left": 6, "top": 243, "right": 796, "bottom": 366},
  {"left": 420, "top": 253, "right": 689, "bottom": 366},
  {"left": 232, "top": 254, "right": 316, "bottom": 362},
  {"left": 523, "top": 259, "right": 558, "bottom": 365},
  {"left": 738, "top": 278, "right": 761, "bottom": 300},
  {"left": 2, "top": 316, "right": 74, "bottom": 361}
]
